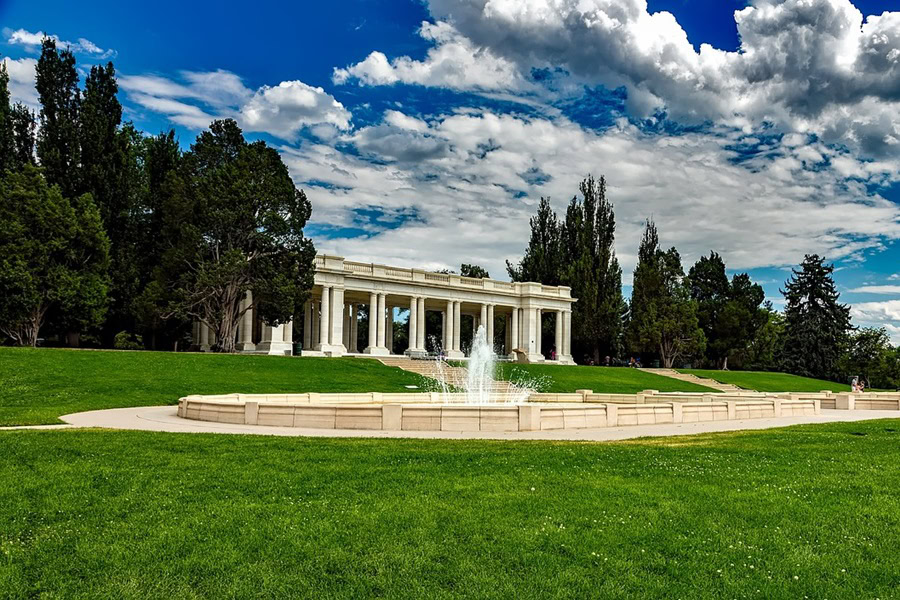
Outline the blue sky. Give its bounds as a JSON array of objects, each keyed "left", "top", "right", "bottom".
[{"left": 2, "top": 0, "right": 899, "bottom": 340}]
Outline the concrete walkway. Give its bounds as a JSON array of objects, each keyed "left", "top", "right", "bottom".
[
  {"left": 644, "top": 368, "right": 746, "bottom": 392},
  {"left": 55, "top": 405, "right": 900, "bottom": 442}
]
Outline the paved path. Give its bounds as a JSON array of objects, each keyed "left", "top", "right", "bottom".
[
  {"left": 644, "top": 368, "right": 746, "bottom": 392},
  {"left": 55, "top": 406, "right": 900, "bottom": 442}
]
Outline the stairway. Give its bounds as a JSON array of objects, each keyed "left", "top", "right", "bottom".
[
  {"left": 375, "top": 356, "right": 519, "bottom": 394},
  {"left": 643, "top": 368, "right": 747, "bottom": 392}
]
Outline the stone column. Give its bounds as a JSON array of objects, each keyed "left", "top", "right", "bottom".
[
  {"left": 510, "top": 308, "right": 519, "bottom": 355},
  {"left": 237, "top": 292, "right": 255, "bottom": 352},
  {"left": 303, "top": 300, "right": 312, "bottom": 350},
  {"left": 445, "top": 300, "right": 454, "bottom": 354},
  {"left": 192, "top": 321, "right": 199, "bottom": 347},
  {"left": 199, "top": 322, "right": 210, "bottom": 351},
  {"left": 312, "top": 300, "right": 319, "bottom": 347},
  {"left": 386, "top": 306, "right": 394, "bottom": 354},
  {"left": 330, "top": 287, "right": 345, "bottom": 353},
  {"left": 319, "top": 286, "right": 330, "bottom": 349},
  {"left": 407, "top": 296, "right": 418, "bottom": 354},
  {"left": 564, "top": 310, "right": 572, "bottom": 357},
  {"left": 487, "top": 304, "right": 495, "bottom": 350},
  {"left": 366, "top": 292, "right": 378, "bottom": 353},
  {"left": 555, "top": 310, "right": 563, "bottom": 360},
  {"left": 283, "top": 320, "right": 293, "bottom": 351},
  {"left": 536, "top": 308, "right": 543, "bottom": 356},
  {"left": 453, "top": 301, "right": 461, "bottom": 352},
  {"left": 416, "top": 297, "right": 426, "bottom": 350},
  {"left": 343, "top": 307, "right": 350, "bottom": 349},
  {"left": 376, "top": 293, "right": 387, "bottom": 350},
  {"left": 349, "top": 304, "right": 358, "bottom": 352}
]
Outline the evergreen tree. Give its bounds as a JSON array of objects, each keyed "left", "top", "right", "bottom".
[
  {"left": 10, "top": 103, "right": 36, "bottom": 168},
  {"left": 0, "top": 59, "right": 14, "bottom": 173},
  {"left": 157, "top": 119, "right": 316, "bottom": 352},
  {"left": 689, "top": 252, "right": 765, "bottom": 368},
  {"left": 780, "top": 254, "right": 852, "bottom": 380},
  {"left": 560, "top": 175, "right": 625, "bottom": 362},
  {"left": 0, "top": 166, "right": 109, "bottom": 346},
  {"left": 507, "top": 197, "right": 561, "bottom": 284},
  {"left": 35, "top": 38, "right": 82, "bottom": 198},
  {"left": 627, "top": 220, "right": 705, "bottom": 367},
  {"left": 460, "top": 263, "right": 490, "bottom": 279}
]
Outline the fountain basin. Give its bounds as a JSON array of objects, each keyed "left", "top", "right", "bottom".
[{"left": 176, "top": 393, "right": 822, "bottom": 432}]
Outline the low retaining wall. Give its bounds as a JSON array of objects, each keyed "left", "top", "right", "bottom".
[{"left": 177, "top": 395, "right": 821, "bottom": 432}]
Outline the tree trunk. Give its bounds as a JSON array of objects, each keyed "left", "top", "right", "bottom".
[{"left": 721, "top": 356, "right": 728, "bottom": 370}]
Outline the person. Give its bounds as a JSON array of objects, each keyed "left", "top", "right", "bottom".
[
  {"left": 851, "top": 376, "right": 859, "bottom": 392},
  {"left": 604, "top": 355, "right": 611, "bottom": 366},
  {"left": 550, "top": 347, "right": 557, "bottom": 361},
  {"left": 858, "top": 379, "right": 866, "bottom": 393},
  {"left": 635, "top": 357, "right": 642, "bottom": 368},
  {"left": 629, "top": 357, "right": 636, "bottom": 368}
]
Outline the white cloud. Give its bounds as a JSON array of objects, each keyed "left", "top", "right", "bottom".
[
  {"left": 338, "top": 0, "right": 900, "bottom": 159},
  {"left": 281, "top": 108, "right": 900, "bottom": 283},
  {"left": 240, "top": 81, "right": 351, "bottom": 138},
  {"left": 850, "top": 300, "right": 900, "bottom": 344},
  {"left": 333, "top": 21, "right": 532, "bottom": 92},
  {"left": 6, "top": 28, "right": 115, "bottom": 58},
  {"left": 2, "top": 57, "right": 38, "bottom": 108},
  {"left": 120, "top": 71, "right": 351, "bottom": 140},
  {"left": 849, "top": 285, "right": 900, "bottom": 294}
]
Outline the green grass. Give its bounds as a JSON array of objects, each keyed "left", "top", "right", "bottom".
[
  {"left": 680, "top": 369, "right": 850, "bottom": 393},
  {"left": 496, "top": 363, "right": 718, "bottom": 394},
  {"left": 2, "top": 421, "right": 900, "bottom": 598},
  {"left": 0, "top": 348, "right": 426, "bottom": 426}
]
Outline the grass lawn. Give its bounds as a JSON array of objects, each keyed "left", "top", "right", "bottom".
[
  {"left": 680, "top": 369, "right": 851, "bottom": 393},
  {"left": 0, "top": 348, "right": 427, "bottom": 426},
  {"left": 2, "top": 421, "right": 899, "bottom": 598},
  {"left": 497, "top": 363, "right": 718, "bottom": 394}
]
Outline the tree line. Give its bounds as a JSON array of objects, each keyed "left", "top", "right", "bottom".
[
  {"left": 507, "top": 175, "right": 900, "bottom": 388},
  {"left": 0, "top": 40, "right": 316, "bottom": 351}
]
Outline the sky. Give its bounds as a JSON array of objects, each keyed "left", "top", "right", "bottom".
[{"left": 1, "top": 0, "right": 899, "bottom": 341}]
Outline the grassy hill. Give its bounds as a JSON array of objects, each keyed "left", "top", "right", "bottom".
[
  {"left": 680, "top": 369, "right": 850, "bottom": 393},
  {"left": 496, "top": 363, "right": 717, "bottom": 394},
  {"left": 2, "top": 420, "right": 899, "bottom": 598},
  {"left": 0, "top": 348, "right": 425, "bottom": 426}
]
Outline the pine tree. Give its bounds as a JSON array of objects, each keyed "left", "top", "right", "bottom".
[
  {"left": 0, "top": 59, "right": 14, "bottom": 173},
  {"left": 35, "top": 37, "right": 82, "bottom": 198},
  {"left": 507, "top": 197, "right": 561, "bottom": 285},
  {"left": 780, "top": 254, "right": 852, "bottom": 380},
  {"left": 10, "top": 103, "right": 36, "bottom": 167}
]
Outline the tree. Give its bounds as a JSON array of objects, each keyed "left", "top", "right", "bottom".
[
  {"left": 560, "top": 175, "right": 625, "bottom": 362},
  {"left": 733, "top": 302, "right": 785, "bottom": 371},
  {"left": 689, "top": 252, "right": 765, "bottom": 368},
  {"left": 0, "top": 166, "right": 109, "bottom": 346},
  {"left": 157, "top": 119, "right": 316, "bottom": 352},
  {"left": 780, "top": 254, "right": 852, "bottom": 380},
  {"left": 9, "top": 103, "right": 36, "bottom": 168},
  {"left": 460, "top": 263, "right": 489, "bottom": 279},
  {"left": 839, "top": 327, "right": 899, "bottom": 389},
  {"left": 507, "top": 197, "right": 561, "bottom": 284},
  {"left": 35, "top": 38, "right": 82, "bottom": 198},
  {"left": 0, "top": 59, "right": 14, "bottom": 173},
  {"left": 627, "top": 220, "right": 705, "bottom": 367}
]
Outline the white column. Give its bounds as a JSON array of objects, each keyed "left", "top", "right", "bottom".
[
  {"left": 376, "top": 293, "right": 386, "bottom": 349},
  {"left": 386, "top": 306, "right": 394, "bottom": 354},
  {"left": 555, "top": 310, "right": 563, "bottom": 360},
  {"left": 319, "top": 286, "right": 330, "bottom": 349},
  {"left": 283, "top": 320, "right": 293, "bottom": 343},
  {"left": 408, "top": 296, "right": 418, "bottom": 353},
  {"left": 192, "top": 321, "right": 200, "bottom": 346},
  {"left": 199, "top": 322, "right": 210, "bottom": 350},
  {"left": 453, "top": 301, "right": 461, "bottom": 352},
  {"left": 416, "top": 297, "right": 426, "bottom": 350},
  {"left": 312, "top": 300, "right": 320, "bottom": 346},
  {"left": 536, "top": 308, "right": 542, "bottom": 356},
  {"left": 331, "top": 287, "right": 345, "bottom": 352},
  {"left": 441, "top": 310, "right": 447, "bottom": 350},
  {"left": 303, "top": 300, "right": 312, "bottom": 349},
  {"left": 343, "top": 307, "right": 350, "bottom": 348},
  {"left": 445, "top": 300, "right": 454, "bottom": 353},
  {"left": 366, "top": 292, "right": 378, "bottom": 352},
  {"left": 510, "top": 308, "right": 519, "bottom": 355},
  {"left": 349, "top": 304, "right": 358, "bottom": 352},
  {"left": 564, "top": 310, "right": 572, "bottom": 357},
  {"left": 487, "top": 304, "right": 495, "bottom": 350}
]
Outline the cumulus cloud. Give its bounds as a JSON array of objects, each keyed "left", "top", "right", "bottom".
[
  {"left": 2, "top": 57, "right": 39, "bottom": 108},
  {"left": 5, "top": 27, "right": 116, "bottom": 58},
  {"left": 333, "top": 21, "right": 532, "bottom": 92},
  {"left": 281, "top": 108, "right": 900, "bottom": 282},
  {"left": 119, "top": 70, "right": 351, "bottom": 139},
  {"left": 337, "top": 0, "right": 900, "bottom": 159},
  {"left": 849, "top": 285, "right": 900, "bottom": 294},
  {"left": 850, "top": 300, "right": 900, "bottom": 344}
]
